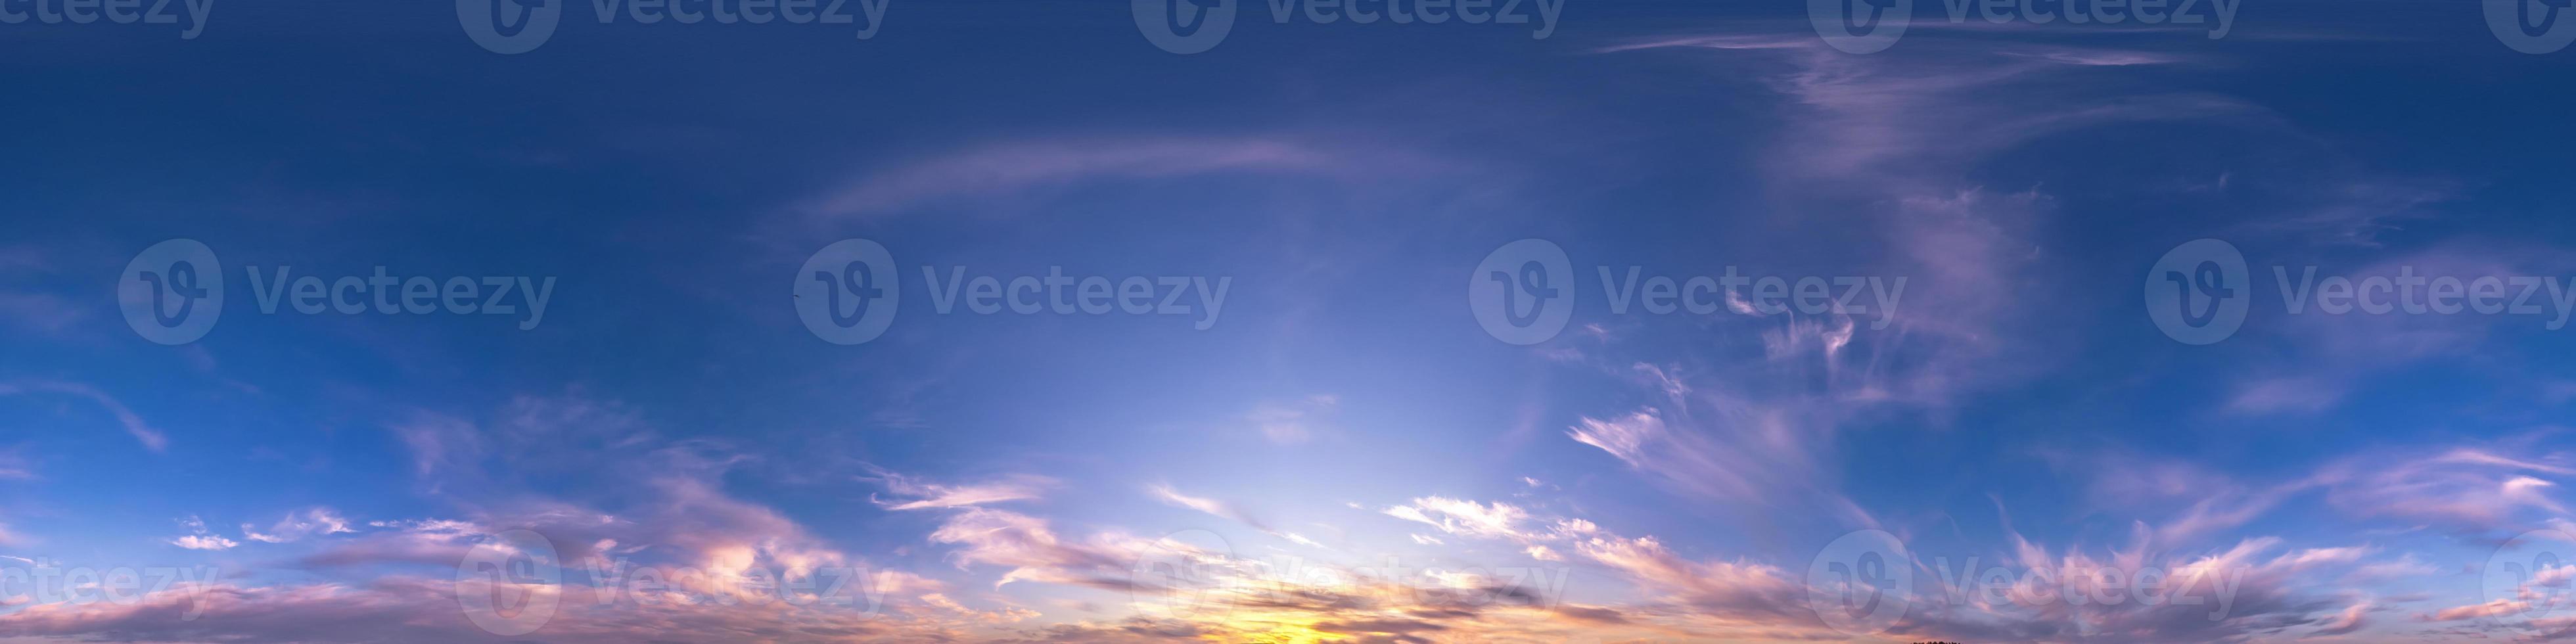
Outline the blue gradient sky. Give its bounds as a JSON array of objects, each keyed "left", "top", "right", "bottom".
[{"left": 5, "top": 0, "right": 2576, "bottom": 641}]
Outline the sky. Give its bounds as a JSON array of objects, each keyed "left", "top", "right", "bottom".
[{"left": 5, "top": 0, "right": 2576, "bottom": 641}]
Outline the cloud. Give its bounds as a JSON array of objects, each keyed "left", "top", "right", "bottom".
[
  {"left": 2042, "top": 448, "right": 2305, "bottom": 546},
  {"left": 243, "top": 507, "right": 357, "bottom": 544},
  {"left": 869, "top": 466, "right": 1055, "bottom": 511},
  {"left": 929, "top": 507, "right": 1149, "bottom": 592},
  {"left": 0, "top": 447, "right": 32, "bottom": 480},
  {"left": 914, "top": 499, "right": 1638, "bottom": 641},
  {"left": 2429, "top": 598, "right": 2529, "bottom": 622},
  {"left": 0, "top": 576, "right": 931, "bottom": 643},
  {"left": 388, "top": 394, "right": 655, "bottom": 482},
  {"left": 919, "top": 592, "right": 1039, "bottom": 624},
  {"left": 1245, "top": 394, "right": 1338, "bottom": 445},
  {"left": 1889, "top": 533, "right": 2363, "bottom": 643},
  {"left": 2312, "top": 442, "right": 2575, "bottom": 534},
  {"left": 2224, "top": 377, "right": 2347, "bottom": 415},
  {"left": 1568, "top": 406, "right": 1783, "bottom": 505},
  {"left": 0, "top": 292, "right": 86, "bottom": 335},
  {"left": 806, "top": 138, "right": 1339, "bottom": 219},
  {"left": 1381, "top": 497, "right": 1533, "bottom": 541},
  {"left": 388, "top": 411, "right": 479, "bottom": 478},
  {"left": 2059, "top": 434, "right": 2576, "bottom": 559},
  {"left": 1145, "top": 484, "right": 1238, "bottom": 522},
  {"left": 168, "top": 535, "right": 239, "bottom": 551},
  {"left": 168, "top": 516, "right": 237, "bottom": 551},
  {"left": 2243, "top": 180, "right": 2452, "bottom": 248},
  {"left": 2314, "top": 598, "right": 2371, "bottom": 635},
  {"left": 1145, "top": 483, "right": 1324, "bottom": 550},
  {"left": 1558, "top": 31, "right": 2306, "bottom": 525},
  {"left": 357, "top": 395, "right": 879, "bottom": 599},
  {"left": 1572, "top": 532, "right": 1806, "bottom": 623},
  {"left": 0, "top": 381, "right": 167, "bottom": 451},
  {"left": 297, "top": 518, "right": 492, "bottom": 568}
]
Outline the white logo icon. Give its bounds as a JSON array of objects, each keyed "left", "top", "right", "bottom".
[
  {"left": 458, "top": 0, "right": 563, "bottom": 55},
  {"left": 794, "top": 239, "right": 902, "bottom": 345},
  {"left": 2145, "top": 238, "right": 2249, "bottom": 345},
  {"left": 1468, "top": 239, "right": 1573, "bottom": 345},
  {"left": 1808, "top": 0, "right": 1910, "bottom": 54},
  {"left": 2481, "top": 528, "right": 2576, "bottom": 638},
  {"left": 2489, "top": 0, "right": 2576, "bottom": 54},
  {"left": 455, "top": 528, "right": 562, "bottom": 636},
  {"left": 1134, "top": 0, "right": 1237, "bottom": 54},
  {"left": 119, "top": 239, "right": 225, "bottom": 345},
  {"left": 1806, "top": 529, "right": 1912, "bottom": 636},
  {"left": 1130, "top": 528, "right": 1234, "bottom": 620}
]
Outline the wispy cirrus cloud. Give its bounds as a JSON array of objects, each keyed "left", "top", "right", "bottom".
[
  {"left": 929, "top": 507, "right": 1151, "bottom": 592},
  {"left": 868, "top": 465, "right": 1055, "bottom": 511},
  {"left": 1146, "top": 483, "right": 1325, "bottom": 549},
  {"left": 0, "top": 381, "right": 168, "bottom": 451},
  {"left": 2312, "top": 442, "right": 2575, "bottom": 535},
  {"left": 0, "top": 446, "right": 33, "bottom": 480},
  {"left": 1381, "top": 496, "right": 1534, "bottom": 541},
  {"left": 1557, "top": 33, "right": 2244, "bottom": 520},
  {"left": 0, "top": 576, "right": 926, "bottom": 644},
  {"left": 804, "top": 137, "right": 1341, "bottom": 220},
  {"left": 0, "top": 292, "right": 87, "bottom": 336},
  {"left": 2217, "top": 242, "right": 2576, "bottom": 417},
  {"left": 1245, "top": 394, "right": 1337, "bottom": 446}
]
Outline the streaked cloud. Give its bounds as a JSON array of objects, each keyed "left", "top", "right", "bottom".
[
  {"left": 869, "top": 466, "right": 1055, "bottom": 511},
  {"left": 0, "top": 381, "right": 168, "bottom": 451},
  {"left": 167, "top": 516, "right": 237, "bottom": 551}
]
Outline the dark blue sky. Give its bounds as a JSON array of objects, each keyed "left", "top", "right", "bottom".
[{"left": 5, "top": 0, "right": 2576, "bottom": 641}]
